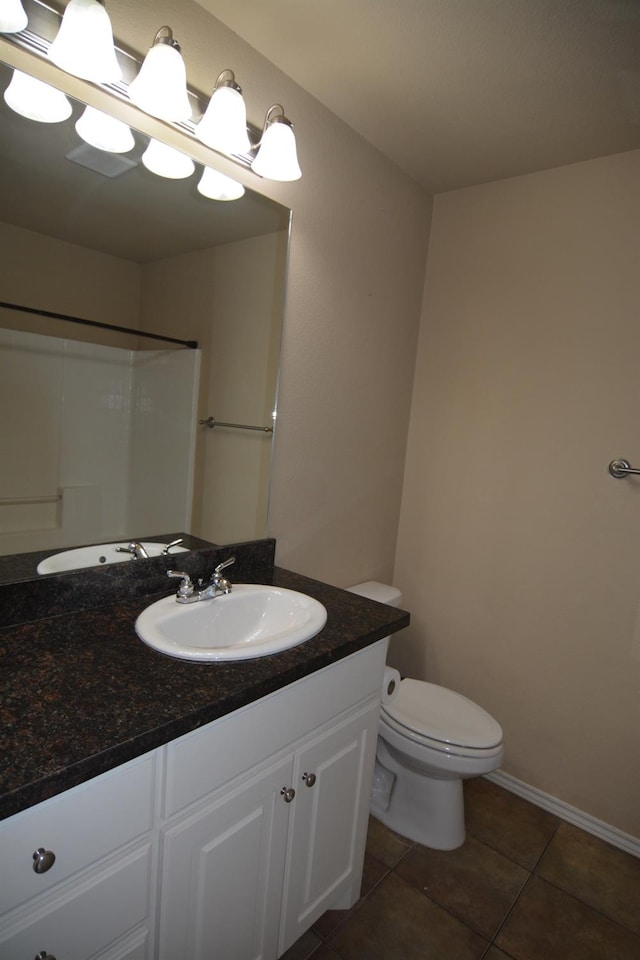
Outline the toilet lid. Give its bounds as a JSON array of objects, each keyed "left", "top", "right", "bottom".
[{"left": 382, "top": 679, "right": 503, "bottom": 749}]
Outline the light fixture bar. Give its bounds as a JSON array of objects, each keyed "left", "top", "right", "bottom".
[
  {"left": 2, "top": 0, "right": 301, "bottom": 179},
  {"left": 3, "top": 11, "right": 260, "bottom": 165}
]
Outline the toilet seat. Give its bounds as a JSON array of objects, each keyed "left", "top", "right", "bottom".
[{"left": 381, "top": 679, "right": 503, "bottom": 755}]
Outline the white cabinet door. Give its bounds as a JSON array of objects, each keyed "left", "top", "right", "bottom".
[
  {"left": 279, "top": 700, "right": 380, "bottom": 954},
  {"left": 159, "top": 756, "right": 293, "bottom": 960}
]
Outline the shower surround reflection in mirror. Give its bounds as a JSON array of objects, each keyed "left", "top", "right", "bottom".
[{"left": 0, "top": 327, "right": 199, "bottom": 558}]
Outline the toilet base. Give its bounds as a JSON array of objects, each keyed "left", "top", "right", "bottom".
[{"left": 373, "top": 743, "right": 466, "bottom": 850}]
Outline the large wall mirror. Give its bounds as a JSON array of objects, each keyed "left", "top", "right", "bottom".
[{"left": 0, "top": 49, "right": 291, "bottom": 584}]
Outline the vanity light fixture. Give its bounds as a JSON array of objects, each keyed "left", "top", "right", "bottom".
[
  {"left": 141, "top": 138, "right": 195, "bottom": 179},
  {"left": 75, "top": 104, "right": 135, "bottom": 153},
  {"left": 0, "top": 0, "right": 28, "bottom": 33},
  {"left": 195, "top": 69, "right": 251, "bottom": 155},
  {"left": 4, "top": 68, "right": 72, "bottom": 121},
  {"left": 128, "top": 26, "right": 191, "bottom": 122},
  {"left": 197, "top": 166, "right": 245, "bottom": 201},
  {"left": 4, "top": 2, "right": 303, "bottom": 184},
  {"left": 48, "top": 0, "right": 121, "bottom": 84},
  {"left": 251, "top": 104, "right": 301, "bottom": 181}
]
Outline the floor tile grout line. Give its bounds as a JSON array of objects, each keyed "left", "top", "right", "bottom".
[
  {"left": 529, "top": 820, "right": 640, "bottom": 938},
  {"left": 312, "top": 861, "right": 395, "bottom": 944},
  {"left": 388, "top": 843, "right": 498, "bottom": 950},
  {"left": 487, "top": 865, "right": 535, "bottom": 947},
  {"left": 463, "top": 823, "right": 558, "bottom": 874},
  {"left": 530, "top": 816, "right": 563, "bottom": 872},
  {"left": 529, "top": 871, "right": 640, "bottom": 941}
]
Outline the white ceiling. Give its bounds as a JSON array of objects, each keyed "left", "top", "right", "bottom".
[{"left": 196, "top": 0, "right": 640, "bottom": 193}]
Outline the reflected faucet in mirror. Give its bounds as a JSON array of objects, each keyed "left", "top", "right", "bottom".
[{"left": 116, "top": 538, "right": 185, "bottom": 560}]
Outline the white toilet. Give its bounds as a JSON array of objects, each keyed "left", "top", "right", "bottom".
[{"left": 347, "top": 581, "right": 504, "bottom": 850}]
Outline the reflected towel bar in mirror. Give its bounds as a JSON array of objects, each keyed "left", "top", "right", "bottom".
[
  {"left": 0, "top": 493, "right": 61, "bottom": 505},
  {"left": 608, "top": 459, "right": 640, "bottom": 479},
  {"left": 199, "top": 416, "right": 273, "bottom": 433}
]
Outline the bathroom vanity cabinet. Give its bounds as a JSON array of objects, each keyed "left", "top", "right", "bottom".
[{"left": 0, "top": 640, "right": 386, "bottom": 960}]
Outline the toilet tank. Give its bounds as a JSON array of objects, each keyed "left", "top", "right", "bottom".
[{"left": 347, "top": 581, "right": 402, "bottom": 607}]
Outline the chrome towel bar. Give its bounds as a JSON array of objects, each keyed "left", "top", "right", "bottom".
[
  {"left": 608, "top": 459, "right": 640, "bottom": 479},
  {"left": 0, "top": 493, "right": 61, "bottom": 505},
  {"left": 199, "top": 416, "right": 273, "bottom": 434}
]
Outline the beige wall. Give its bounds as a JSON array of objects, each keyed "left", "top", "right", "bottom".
[
  {"left": 102, "top": 0, "right": 432, "bottom": 585},
  {"left": 201, "top": 232, "right": 285, "bottom": 544},
  {"left": 394, "top": 150, "right": 640, "bottom": 838},
  {"left": 0, "top": 219, "right": 141, "bottom": 345},
  {"left": 140, "top": 232, "right": 285, "bottom": 544}
]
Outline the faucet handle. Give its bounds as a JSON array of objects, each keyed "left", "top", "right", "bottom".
[
  {"left": 162, "top": 538, "right": 184, "bottom": 555},
  {"left": 214, "top": 556, "right": 236, "bottom": 576},
  {"left": 167, "top": 569, "right": 194, "bottom": 598},
  {"left": 211, "top": 556, "right": 235, "bottom": 594}
]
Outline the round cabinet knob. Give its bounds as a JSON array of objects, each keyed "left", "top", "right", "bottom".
[
  {"left": 35, "top": 952, "right": 57, "bottom": 959},
  {"left": 280, "top": 786, "right": 296, "bottom": 803},
  {"left": 302, "top": 771, "right": 316, "bottom": 788},
  {"left": 32, "top": 848, "right": 56, "bottom": 874}
]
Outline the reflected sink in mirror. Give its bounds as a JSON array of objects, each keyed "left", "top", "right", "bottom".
[
  {"left": 36, "top": 540, "right": 188, "bottom": 575},
  {"left": 135, "top": 585, "right": 328, "bottom": 662}
]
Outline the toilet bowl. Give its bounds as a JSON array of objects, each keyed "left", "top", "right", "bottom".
[{"left": 347, "top": 581, "right": 504, "bottom": 850}]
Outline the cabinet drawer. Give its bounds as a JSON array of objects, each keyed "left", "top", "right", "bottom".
[
  {"left": 0, "top": 844, "right": 151, "bottom": 960},
  {"left": 164, "top": 640, "right": 386, "bottom": 817},
  {"left": 0, "top": 752, "right": 155, "bottom": 915}
]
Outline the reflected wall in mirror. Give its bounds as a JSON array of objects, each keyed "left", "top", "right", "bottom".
[{"left": 0, "top": 54, "right": 291, "bottom": 582}]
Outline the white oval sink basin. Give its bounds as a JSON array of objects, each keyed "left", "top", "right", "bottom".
[
  {"left": 37, "top": 541, "right": 188, "bottom": 574},
  {"left": 135, "top": 584, "right": 328, "bottom": 662}
]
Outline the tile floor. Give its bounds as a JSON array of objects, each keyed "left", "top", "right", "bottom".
[{"left": 282, "top": 777, "right": 640, "bottom": 960}]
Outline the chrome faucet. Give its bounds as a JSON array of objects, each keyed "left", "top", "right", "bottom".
[
  {"left": 116, "top": 541, "right": 150, "bottom": 560},
  {"left": 168, "top": 556, "right": 236, "bottom": 604}
]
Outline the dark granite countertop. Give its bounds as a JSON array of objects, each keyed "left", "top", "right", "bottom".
[{"left": 0, "top": 558, "right": 409, "bottom": 821}]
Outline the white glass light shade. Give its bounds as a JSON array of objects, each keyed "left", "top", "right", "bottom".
[
  {"left": 48, "top": 0, "right": 121, "bottom": 83},
  {"left": 75, "top": 105, "right": 135, "bottom": 153},
  {"left": 128, "top": 37, "right": 191, "bottom": 122},
  {"left": 251, "top": 117, "right": 302, "bottom": 181},
  {"left": 141, "top": 138, "right": 195, "bottom": 179},
  {"left": 196, "top": 85, "right": 250, "bottom": 155},
  {"left": 0, "top": 0, "right": 28, "bottom": 33},
  {"left": 197, "top": 167, "right": 245, "bottom": 201},
  {"left": 4, "top": 69, "right": 72, "bottom": 122}
]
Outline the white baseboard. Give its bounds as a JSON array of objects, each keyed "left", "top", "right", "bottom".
[{"left": 485, "top": 770, "right": 640, "bottom": 859}]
